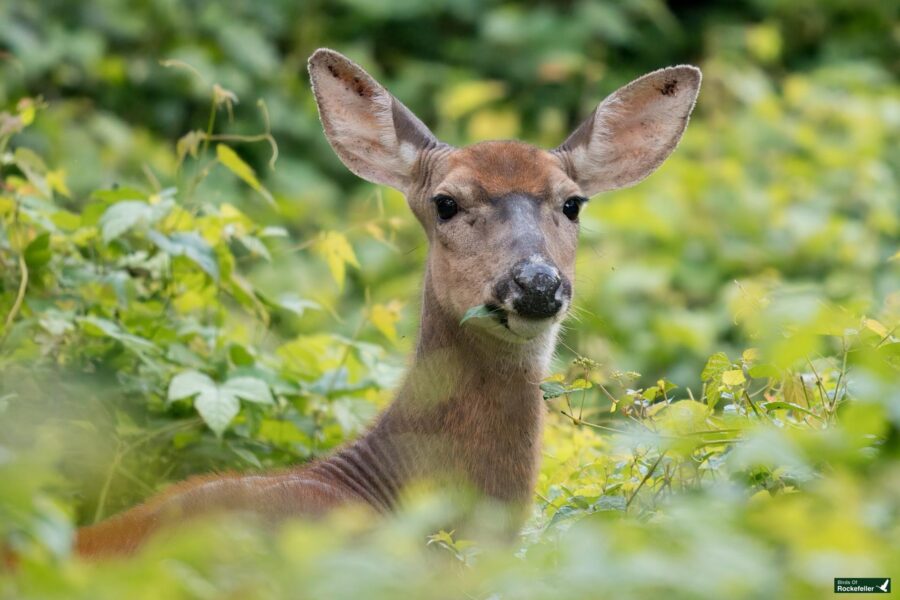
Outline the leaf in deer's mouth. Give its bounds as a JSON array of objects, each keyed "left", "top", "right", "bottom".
[{"left": 460, "top": 303, "right": 507, "bottom": 327}]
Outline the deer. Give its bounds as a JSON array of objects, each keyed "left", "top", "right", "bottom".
[{"left": 74, "top": 49, "right": 700, "bottom": 557}]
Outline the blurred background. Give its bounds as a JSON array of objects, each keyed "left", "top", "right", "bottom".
[{"left": 0, "top": 1, "right": 898, "bottom": 598}]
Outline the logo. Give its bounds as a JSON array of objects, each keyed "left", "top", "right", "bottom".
[{"left": 835, "top": 578, "right": 891, "bottom": 594}]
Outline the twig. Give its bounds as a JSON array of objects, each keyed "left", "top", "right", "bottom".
[
  {"left": 0, "top": 251, "right": 28, "bottom": 348},
  {"left": 626, "top": 451, "right": 667, "bottom": 510}
]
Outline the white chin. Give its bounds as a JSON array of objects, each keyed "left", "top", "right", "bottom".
[{"left": 503, "top": 314, "right": 558, "bottom": 342}]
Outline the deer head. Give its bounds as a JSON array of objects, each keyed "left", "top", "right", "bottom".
[{"left": 309, "top": 49, "right": 700, "bottom": 352}]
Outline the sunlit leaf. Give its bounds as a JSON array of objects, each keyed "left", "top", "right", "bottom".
[
  {"left": 168, "top": 370, "right": 216, "bottom": 403},
  {"left": 313, "top": 230, "right": 359, "bottom": 290},
  {"left": 194, "top": 385, "right": 240, "bottom": 437},
  {"left": 722, "top": 370, "right": 746, "bottom": 386},
  {"left": 369, "top": 301, "right": 404, "bottom": 342},
  {"left": 221, "top": 377, "right": 273, "bottom": 405},
  {"left": 216, "top": 144, "right": 274, "bottom": 206},
  {"left": 701, "top": 352, "right": 731, "bottom": 381}
]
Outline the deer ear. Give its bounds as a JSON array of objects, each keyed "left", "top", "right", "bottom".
[
  {"left": 308, "top": 49, "right": 440, "bottom": 192},
  {"left": 554, "top": 66, "right": 701, "bottom": 197}
]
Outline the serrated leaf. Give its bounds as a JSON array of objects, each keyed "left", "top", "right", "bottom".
[
  {"left": 216, "top": 144, "right": 273, "bottom": 206},
  {"left": 721, "top": 370, "right": 746, "bottom": 386},
  {"left": 221, "top": 377, "right": 273, "bottom": 405}
]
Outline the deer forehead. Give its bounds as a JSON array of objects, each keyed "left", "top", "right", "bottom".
[{"left": 436, "top": 141, "right": 578, "bottom": 200}]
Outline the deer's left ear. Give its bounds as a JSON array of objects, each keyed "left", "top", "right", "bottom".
[{"left": 553, "top": 66, "right": 701, "bottom": 197}]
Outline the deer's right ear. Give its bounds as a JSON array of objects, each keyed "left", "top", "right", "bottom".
[{"left": 308, "top": 49, "right": 440, "bottom": 192}]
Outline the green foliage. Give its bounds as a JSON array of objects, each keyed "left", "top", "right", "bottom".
[{"left": 1, "top": 1, "right": 899, "bottom": 598}]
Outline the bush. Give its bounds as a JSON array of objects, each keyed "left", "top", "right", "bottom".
[{"left": 1, "top": 2, "right": 898, "bottom": 598}]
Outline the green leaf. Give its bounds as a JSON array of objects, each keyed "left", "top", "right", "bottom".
[
  {"left": 460, "top": 304, "right": 496, "bottom": 325},
  {"left": 99, "top": 199, "right": 172, "bottom": 242},
  {"left": 237, "top": 235, "right": 271, "bottom": 261},
  {"left": 313, "top": 231, "right": 359, "bottom": 290},
  {"left": 13, "top": 147, "right": 50, "bottom": 197},
  {"left": 540, "top": 380, "right": 567, "bottom": 400},
  {"left": 764, "top": 401, "right": 819, "bottom": 417},
  {"left": 167, "top": 372, "right": 271, "bottom": 435},
  {"left": 275, "top": 294, "right": 320, "bottom": 317},
  {"left": 91, "top": 188, "right": 148, "bottom": 204},
  {"left": 100, "top": 201, "right": 153, "bottom": 242},
  {"left": 721, "top": 369, "right": 746, "bottom": 386},
  {"left": 176, "top": 129, "right": 205, "bottom": 163},
  {"left": 195, "top": 385, "right": 240, "bottom": 437},
  {"left": 216, "top": 144, "right": 274, "bottom": 206},
  {"left": 76, "top": 316, "right": 159, "bottom": 355},
  {"left": 748, "top": 363, "right": 780, "bottom": 379},
  {"left": 231, "top": 445, "right": 263, "bottom": 468},
  {"left": 369, "top": 301, "right": 403, "bottom": 343},
  {"left": 148, "top": 231, "right": 220, "bottom": 281},
  {"left": 167, "top": 370, "right": 216, "bottom": 403},
  {"left": 701, "top": 352, "right": 731, "bottom": 382},
  {"left": 24, "top": 232, "right": 52, "bottom": 269},
  {"left": 221, "top": 377, "right": 273, "bottom": 405}
]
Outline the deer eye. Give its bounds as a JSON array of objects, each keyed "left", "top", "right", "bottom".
[
  {"left": 563, "top": 196, "right": 586, "bottom": 221},
  {"left": 433, "top": 195, "right": 459, "bottom": 221}
]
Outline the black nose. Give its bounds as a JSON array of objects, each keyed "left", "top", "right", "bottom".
[{"left": 511, "top": 261, "right": 563, "bottom": 319}]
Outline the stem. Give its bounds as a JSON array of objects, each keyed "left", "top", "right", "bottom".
[
  {"left": 200, "top": 94, "right": 217, "bottom": 157},
  {"left": 830, "top": 339, "right": 849, "bottom": 415},
  {"left": 743, "top": 389, "right": 771, "bottom": 422},
  {"left": 0, "top": 251, "right": 29, "bottom": 348},
  {"left": 560, "top": 410, "right": 627, "bottom": 434},
  {"left": 806, "top": 358, "right": 832, "bottom": 415},
  {"left": 93, "top": 447, "right": 122, "bottom": 524},
  {"left": 626, "top": 451, "right": 667, "bottom": 510},
  {"left": 324, "top": 315, "right": 366, "bottom": 398},
  {"left": 93, "top": 419, "right": 201, "bottom": 523}
]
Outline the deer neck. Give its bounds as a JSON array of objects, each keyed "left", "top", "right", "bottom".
[{"left": 370, "top": 267, "right": 555, "bottom": 506}]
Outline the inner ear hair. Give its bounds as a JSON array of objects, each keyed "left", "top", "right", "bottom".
[
  {"left": 308, "top": 48, "right": 442, "bottom": 191},
  {"left": 554, "top": 65, "right": 701, "bottom": 197}
]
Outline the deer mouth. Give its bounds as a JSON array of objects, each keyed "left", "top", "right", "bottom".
[
  {"left": 483, "top": 303, "right": 509, "bottom": 328},
  {"left": 482, "top": 302, "right": 562, "bottom": 342}
]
